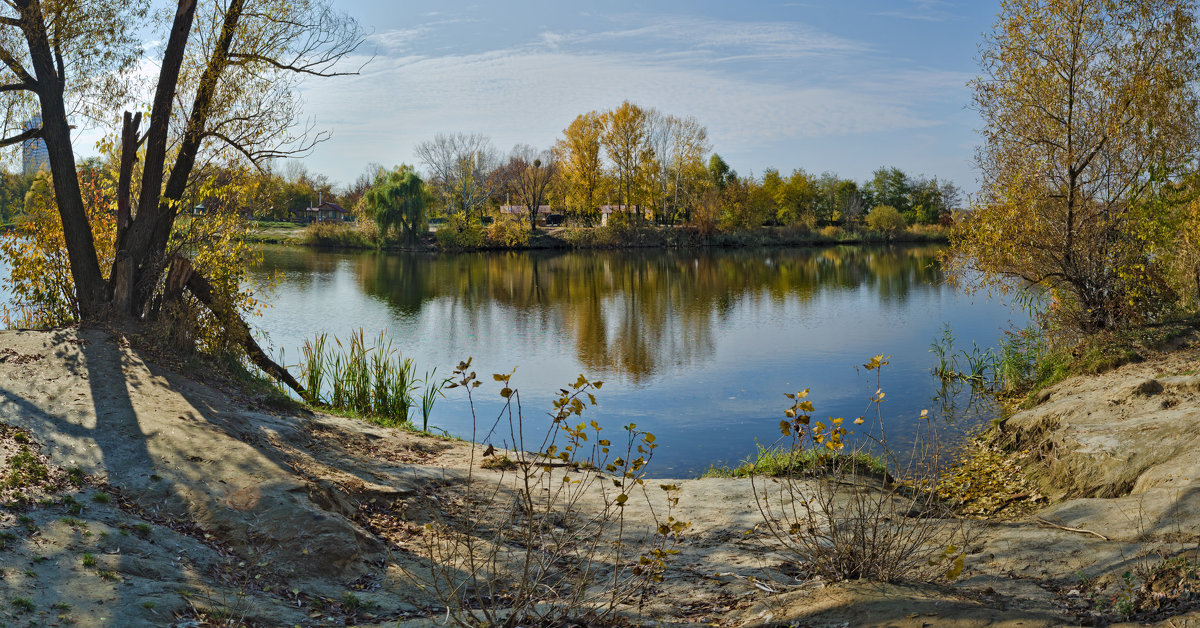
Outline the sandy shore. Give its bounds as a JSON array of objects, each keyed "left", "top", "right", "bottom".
[{"left": 1, "top": 328, "right": 1199, "bottom": 626}]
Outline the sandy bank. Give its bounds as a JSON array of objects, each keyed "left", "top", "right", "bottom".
[{"left": 0, "top": 328, "right": 1197, "bottom": 626}]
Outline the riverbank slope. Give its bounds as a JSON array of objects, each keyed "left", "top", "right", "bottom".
[{"left": 0, "top": 328, "right": 1197, "bottom": 626}]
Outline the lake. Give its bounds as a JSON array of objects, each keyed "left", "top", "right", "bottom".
[{"left": 246, "top": 244, "right": 1027, "bottom": 477}]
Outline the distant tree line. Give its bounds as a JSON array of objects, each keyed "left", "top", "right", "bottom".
[{"left": 0, "top": 102, "right": 959, "bottom": 244}]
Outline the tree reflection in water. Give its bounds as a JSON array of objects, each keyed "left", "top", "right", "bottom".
[{"left": 344, "top": 246, "right": 944, "bottom": 384}]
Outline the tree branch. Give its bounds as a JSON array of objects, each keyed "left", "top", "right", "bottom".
[
  {"left": 0, "top": 43, "right": 34, "bottom": 84},
  {"left": 0, "top": 80, "right": 33, "bottom": 92},
  {"left": 166, "top": 256, "right": 305, "bottom": 398},
  {"left": 0, "top": 125, "right": 41, "bottom": 148},
  {"left": 226, "top": 52, "right": 357, "bottom": 77}
]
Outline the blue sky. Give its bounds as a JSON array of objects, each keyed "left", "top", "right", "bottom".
[{"left": 296, "top": 0, "right": 1000, "bottom": 192}]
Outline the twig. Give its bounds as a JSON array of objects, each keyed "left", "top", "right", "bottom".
[
  {"left": 1035, "top": 518, "right": 1110, "bottom": 541},
  {"left": 986, "top": 491, "right": 1032, "bottom": 515},
  {"left": 712, "top": 572, "right": 780, "bottom": 593}
]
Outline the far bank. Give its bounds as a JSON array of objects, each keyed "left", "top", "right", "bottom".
[{"left": 248, "top": 219, "right": 949, "bottom": 252}]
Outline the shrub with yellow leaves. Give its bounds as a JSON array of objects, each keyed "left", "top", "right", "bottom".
[
  {"left": 413, "top": 360, "right": 688, "bottom": 626},
  {"left": 752, "top": 354, "right": 973, "bottom": 583}
]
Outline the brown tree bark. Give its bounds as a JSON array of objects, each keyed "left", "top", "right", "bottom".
[
  {"left": 16, "top": 0, "right": 105, "bottom": 317},
  {"left": 124, "top": 0, "right": 245, "bottom": 317},
  {"left": 166, "top": 256, "right": 305, "bottom": 398}
]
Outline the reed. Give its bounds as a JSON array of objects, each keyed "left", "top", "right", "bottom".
[
  {"left": 295, "top": 328, "right": 448, "bottom": 429},
  {"left": 299, "top": 333, "right": 328, "bottom": 404},
  {"left": 369, "top": 331, "right": 395, "bottom": 412},
  {"left": 345, "top": 330, "right": 373, "bottom": 415},
  {"left": 419, "top": 367, "right": 447, "bottom": 432},
  {"left": 388, "top": 355, "right": 417, "bottom": 425}
]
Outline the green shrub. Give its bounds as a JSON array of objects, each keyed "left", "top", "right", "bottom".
[
  {"left": 866, "top": 205, "right": 907, "bottom": 236},
  {"left": 299, "top": 222, "right": 369, "bottom": 248},
  {"left": 703, "top": 444, "right": 886, "bottom": 479}
]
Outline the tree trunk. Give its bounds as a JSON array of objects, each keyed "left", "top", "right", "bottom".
[
  {"left": 121, "top": 0, "right": 201, "bottom": 317},
  {"left": 19, "top": 0, "right": 106, "bottom": 317},
  {"left": 166, "top": 256, "right": 305, "bottom": 398}
]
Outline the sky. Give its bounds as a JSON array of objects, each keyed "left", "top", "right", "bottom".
[{"left": 264, "top": 1, "right": 999, "bottom": 191}]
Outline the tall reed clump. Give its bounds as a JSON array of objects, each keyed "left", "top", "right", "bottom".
[
  {"left": 297, "top": 329, "right": 448, "bottom": 429},
  {"left": 752, "top": 355, "right": 971, "bottom": 583},
  {"left": 995, "top": 325, "right": 1054, "bottom": 392},
  {"left": 413, "top": 360, "right": 689, "bottom": 626},
  {"left": 930, "top": 323, "right": 997, "bottom": 385}
]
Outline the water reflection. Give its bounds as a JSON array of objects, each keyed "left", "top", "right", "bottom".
[
  {"left": 314, "top": 246, "right": 946, "bottom": 383},
  {"left": 250, "top": 244, "right": 1020, "bottom": 476}
]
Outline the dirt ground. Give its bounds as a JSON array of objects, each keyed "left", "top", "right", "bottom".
[{"left": 1, "top": 328, "right": 1200, "bottom": 627}]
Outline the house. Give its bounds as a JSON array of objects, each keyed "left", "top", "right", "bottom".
[
  {"left": 598, "top": 205, "right": 652, "bottom": 226},
  {"left": 499, "top": 204, "right": 564, "bottom": 226},
  {"left": 498, "top": 204, "right": 552, "bottom": 216},
  {"left": 290, "top": 201, "right": 351, "bottom": 223}
]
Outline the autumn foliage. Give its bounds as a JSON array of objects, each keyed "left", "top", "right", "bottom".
[
  {"left": 1, "top": 165, "right": 116, "bottom": 328},
  {"left": 949, "top": 0, "right": 1200, "bottom": 331}
]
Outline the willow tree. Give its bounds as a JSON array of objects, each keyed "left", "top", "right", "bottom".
[
  {"left": 364, "top": 165, "right": 427, "bottom": 245},
  {"left": 949, "top": 0, "right": 1200, "bottom": 331},
  {"left": 0, "top": 0, "right": 361, "bottom": 391}
]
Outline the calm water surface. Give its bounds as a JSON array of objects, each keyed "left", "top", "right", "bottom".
[{"left": 247, "top": 244, "right": 1027, "bottom": 477}]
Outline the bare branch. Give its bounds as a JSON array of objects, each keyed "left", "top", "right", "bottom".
[{"left": 226, "top": 52, "right": 356, "bottom": 77}]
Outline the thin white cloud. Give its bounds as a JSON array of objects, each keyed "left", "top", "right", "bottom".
[
  {"left": 876, "top": 0, "right": 956, "bottom": 22},
  {"left": 546, "top": 15, "right": 870, "bottom": 61},
  {"left": 365, "top": 17, "right": 474, "bottom": 55},
  {"left": 302, "top": 44, "right": 950, "bottom": 180}
]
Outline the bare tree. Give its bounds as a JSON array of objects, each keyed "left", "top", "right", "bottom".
[
  {"left": 644, "top": 109, "right": 677, "bottom": 224},
  {"left": 645, "top": 110, "right": 709, "bottom": 224},
  {"left": 509, "top": 144, "right": 558, "bottom": 233},
  {"left": 415, "top": 132, "right": 501, "bottom": 225}
]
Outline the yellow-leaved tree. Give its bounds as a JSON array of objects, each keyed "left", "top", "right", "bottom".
[
  {"left": 1, "top": 162, "right": 116, "bottom": 328},
  {"left": 947, "top": 0, "right": 1200, "bottom": 331},
  {"left": 601, "top": 101, "right": 654, "bottom": 223},
  {"left": 553, "top": 111, "right": 608, "bottom": 225}
]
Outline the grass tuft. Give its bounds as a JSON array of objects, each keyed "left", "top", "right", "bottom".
[{"left": 702, "top": 443, "right": 887, "bottom": 479}]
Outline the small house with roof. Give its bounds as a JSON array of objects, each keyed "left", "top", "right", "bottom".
[{"left": 290, "top": 201, "right": 351, "bottom": 223}]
